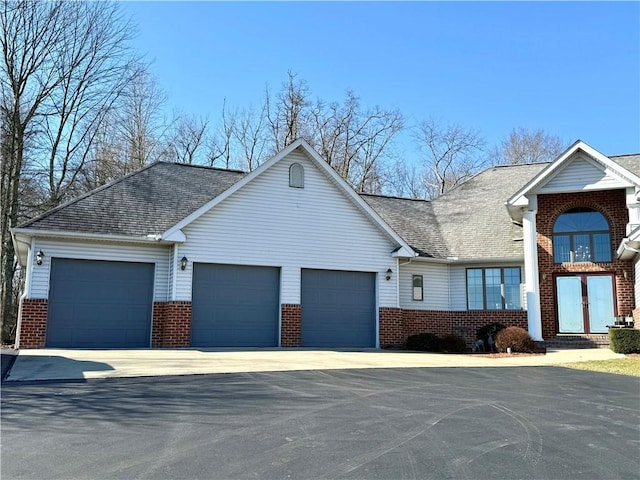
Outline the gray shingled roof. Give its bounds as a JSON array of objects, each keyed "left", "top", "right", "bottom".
[
  {"left": 364, "top": 163, "right": 548, "bottom": 260},
  {"left": 20, "top": 162, "right": 246, "bottom": 237},
  {"left": 609, "top": 153, "right": 640, "bottom": 177},
  {"left": 361, "top": 195, "right": 446, "bottom": 258},
  {"left": 430, "top": 163, "right": 547, "bottom": 259},
  {"left": 18, "top": 153, "right": 640, "bottom": 259}
]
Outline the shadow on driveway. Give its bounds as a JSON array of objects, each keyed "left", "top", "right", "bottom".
[
  {"left": 5, "top": 354, "right": 114, "bottom": 382},
  {"left": 1, "top": 347, "right": 18, "bottom": 381}
]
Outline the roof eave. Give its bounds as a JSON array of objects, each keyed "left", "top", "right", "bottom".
[
  {"left": 409, "top": 255, "right": 524, "bottom": 264},
  {"left": 617, "top": 237, "right": 640, "bottom": 260},
  {"left": 11, "top": 227, "right": 174, "bottom": 248}
]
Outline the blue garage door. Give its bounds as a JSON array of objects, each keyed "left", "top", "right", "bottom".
[
  {"left": 301, "top": 269, "right": 376, "bottom": 348},
  {"left": 191, "top": 264, "right": 280, "bottom": 347},
  {"left": 46, "top": 258, "right": 154, "bottom": 348}
]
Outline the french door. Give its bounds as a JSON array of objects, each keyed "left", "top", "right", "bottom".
[{"left": 556, "top": 274, "right": 615, "bottom": 334}]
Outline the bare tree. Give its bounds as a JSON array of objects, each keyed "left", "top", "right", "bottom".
[
  {"left": 233, "top": 105, "right": 268, "bottom": 171},
  {"left": 76, "top": 65, "right": 170, "bottom": 191},
  {"left": 387, "top": 159, "right": 430, "bottom": 199},
  {"left": 208, "top": 100, "right": 235, "bottom": 169},
  {"left": 266, "top": 71, "right": 310, "bottom": 152},
  {"left": 0, "top": 0, "right": 137, "bottom": 342},
  {"left": 307, "top": 90, "right": 403, "bottom": 192},
  {"left": 166, "top": 114, "right": 209, "bottom": 164},
  {"left": 415, "top": 118, "right": 486, "bottom": 199},
  {"left": 491, "top": 127, "right": 565, "bottom": 165}
]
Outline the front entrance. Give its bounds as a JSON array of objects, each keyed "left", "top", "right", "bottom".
[{"left": 556, "top": 274, "right": 615, "bottom": 334}]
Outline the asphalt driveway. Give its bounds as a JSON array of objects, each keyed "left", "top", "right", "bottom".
[{"left": 2, "top": 367, "right": 639, "bottom": 479}]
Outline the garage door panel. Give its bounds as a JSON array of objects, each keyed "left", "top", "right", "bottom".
[
  {"left": 46, "top": 258, "right": 154, "bottom": 348},
  {"left": 301, "top": 269, "right": 375, "bottom": 348},
  {"left": 191, "top": 264, "right": 280, "bottom": 347}
]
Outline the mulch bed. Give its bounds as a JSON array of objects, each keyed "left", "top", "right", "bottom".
[{"left": 473, "top": 352, "right": 545, "bottom": 358}]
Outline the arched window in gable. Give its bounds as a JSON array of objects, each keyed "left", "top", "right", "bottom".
[
  {"left": 552, "top": 207, "right": 611, "bottom": 263},
  {"left": 289, "top": 163, "right": 304, "bottom": 188}
]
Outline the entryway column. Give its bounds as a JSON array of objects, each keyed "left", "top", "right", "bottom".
[
  {"left": 625, "top": 187, "right": 640, "bottom": 235},
  {"left": 523, "top": 209, "right": 543, "bottom": 341}
]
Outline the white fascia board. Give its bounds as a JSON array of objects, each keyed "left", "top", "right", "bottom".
[
  {"left": 296, "top": 141, "right": 416, "bottom": 256},
  {"left": 617, "top": 238, "right": 640, "bottom": 260},
  {"left": 507, "top": 141, "right": 640, "bottom": 208},
  {"left": 506, "top": 140, "right": 583, "bottom": 206},
  {"left": 409, "top": 255, "right": 524, "bottom": 265},
  {"left": 391, "top": 246, "right": 415, "bottom": 258},
  {"left": 161, "top": 141, "right": 304, "bottom": 239},
  {"left": 161, "top": 138, "right": 417, "bottom": 257},
  {"left": 162, "top": 229, "right": 186, "bottom": 242},
  {"left": 11, "top": 231, "right": 31, "bottom": 266},
  {"left": 11, "top": 227, "right": 170, "bottom": 245}
]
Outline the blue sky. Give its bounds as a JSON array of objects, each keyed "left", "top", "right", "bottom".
[{"left": 123, "top": 1, "right": 640, "bottom": 159}]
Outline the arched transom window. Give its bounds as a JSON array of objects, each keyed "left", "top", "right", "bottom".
[{"left": 552, "top": 207, "right": 611, "bottom": 263}]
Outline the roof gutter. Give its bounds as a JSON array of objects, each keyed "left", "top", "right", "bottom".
[
  {"left": 11, "top": 228, "right": 173, "bottom": 266},
  {"left": 410, "top": 255, "right": 524, "bottom": 265},
  {"left": 616, "top": 237, "right": 640, "bottom": 260},
  {"left": 11, "top": 227, "right": 173, "bottom": 243}
]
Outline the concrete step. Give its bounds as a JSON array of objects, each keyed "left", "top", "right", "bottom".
[{"left": 544, "top": 335, "right": 610, "bottom": 349}]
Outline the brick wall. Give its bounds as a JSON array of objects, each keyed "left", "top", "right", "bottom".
[
  {"left": 281, "top": 304, "right": 301, "bottom": 347},
  {"left": 18, "top": 299, "right": 48, "bottom": 348},
  {"left": 379, "top": 307, "right": 527, "bottom": 348},
  {"left": 379, "top": 307, "right": 403, "bottom": 346},
  {"left": 151, "top": 301, "right": 191, "bottom": 348},
  {"left": 536, "top": 191, "right": 634, "bottom": 339}
]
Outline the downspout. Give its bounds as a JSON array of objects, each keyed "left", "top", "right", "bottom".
[
  {"left": 15, "top": 237, "right": 35, "bottom": 349},
  {"left": 171, "top": 245, "right": 179, "bottom": 301},
  {"left": 395, "top": 256, "right": 400, "bottom": 308}
]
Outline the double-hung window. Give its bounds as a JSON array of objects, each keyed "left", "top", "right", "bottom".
[{"left": 467, "top": 267, "right": 521, "bottom": 310}]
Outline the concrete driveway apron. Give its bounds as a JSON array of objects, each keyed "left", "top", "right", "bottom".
[{"left": 4, "top": 348, "right": 624, "bottom": 382}]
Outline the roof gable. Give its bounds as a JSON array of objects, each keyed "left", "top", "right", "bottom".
[
  {"left": 537, "top": 155, "right": 634, "bottom": 194},
  {"left": 508, "top": 141, "right": 640, "bottom": 213},
  {"left": 162, "top": 139, "right": 415, "bottom": 256}
]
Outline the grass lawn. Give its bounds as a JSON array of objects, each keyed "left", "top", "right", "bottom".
[{"left": 559, "top": 357, "right": 640, "bottom": 377}]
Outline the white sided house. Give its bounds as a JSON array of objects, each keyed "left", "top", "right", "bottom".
[{"left": 12, "top": 139, "right": 640, "bottom": 349}]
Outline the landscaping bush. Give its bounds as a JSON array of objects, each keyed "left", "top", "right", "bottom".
[
  {"left": 440, "top": 334, "right": 467, "bottom": 353},
  {"left": 406, "top": 333, "right": 441, "bottom": 352},
  {"left": 609, "top": 328, "right": 640, "bottom": 354},
  {"left": 494, "top": 326, "right": 535, "bottom": 353},
  {"left": 476, "top": 322, "right": 506, "bottom": 341}
]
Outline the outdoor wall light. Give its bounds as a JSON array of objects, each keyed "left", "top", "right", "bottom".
[
  {"left": 385, "top": 268, "right": 393, "bottom": 281},
  {"left": 180, "top": 256, "right": 188, "bottom": 271},
  {"left": 35, "top": 250, "right": 44, "bottom": 266}
]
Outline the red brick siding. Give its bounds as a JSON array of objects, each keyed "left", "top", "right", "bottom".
[
  {"left": 536, "top": 191, "right": 634, "bottom": 339},
  {"left": 18, "top": 299, "right": 48, "bottom": 348},
  {"left": 379, "top": 307, "right": 403, "bottom": 346},
  {"left": 151, "top": 301, "right": 191, "bottom": 348},
  {"left": 379, "top": 307, "right": 527, "bottom": 348},
  {"left": 281, "top": 304, "right": 301, "bottom": 347}
]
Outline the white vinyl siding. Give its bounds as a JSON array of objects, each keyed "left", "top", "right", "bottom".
[
  {"left": 539, "top": 156, "right": 631, "bottom": 193},
  {"left": 399, "top": 262, "right": 449, "bottom": 310},
  {"left": 29, "top": 239, "right": 170, "bottom": 301},
  {"left": 178, "top": 149, "right": 398, "bottom": 306}
]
